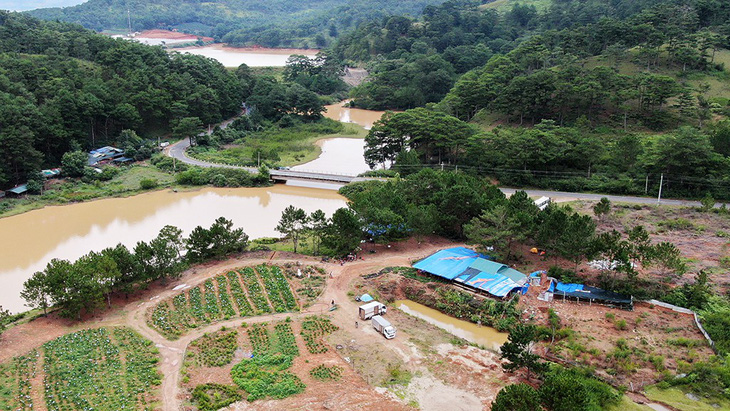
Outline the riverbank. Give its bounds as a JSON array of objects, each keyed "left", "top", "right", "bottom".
[
  {"left": 0, "top": 164, "right": 176, "bottom": 219},
  {"left": 187, "top": 120, "right": 366, "bottom": 168}
]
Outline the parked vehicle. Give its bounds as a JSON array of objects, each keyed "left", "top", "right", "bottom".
[
  {"left": 372, "top": 315, "right": 396, "bottom": 339},
  {"left": 359, "top": 301, "right": 386, "bottom": 320}
]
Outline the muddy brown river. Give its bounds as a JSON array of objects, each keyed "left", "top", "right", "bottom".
[
  {"left": 0, "top": 186, "right": 346, "bottom": 312},
  {"left": 322, "top": 102, "right": 390, "bottom": 130}
]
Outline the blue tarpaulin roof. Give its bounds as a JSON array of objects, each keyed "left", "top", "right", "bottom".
[
  {"left": 359, "top": 293, "right": 374, "bottom": 302},
  {"left": 413, "top": 247, "right": 525, "bottom": 297},
  {"left": 413, "top": 247, "right": 486, "bottom": 280},
  {"left": 548, "top": 280, "right": 633, "bottom": 306}
]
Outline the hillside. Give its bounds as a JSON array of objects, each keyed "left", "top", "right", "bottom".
[{"left": 27, "top": 0, "right": 449, "bottom": 48}]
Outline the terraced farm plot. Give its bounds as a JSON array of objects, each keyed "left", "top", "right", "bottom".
[
  {"left": 300, "top": 316, "right": 339, "bottom": 354},
  {"left": 0, "top": 350, "right": 39, "bottom": 411},
  {"left": 189, "top": 329, "right": 239, "bottom": 367},
  {"left": 148, "top": 266, "right": 300, "bottom": 340},
  {"left": 0, "top": 327, "right": 161, "bottom": 411}
]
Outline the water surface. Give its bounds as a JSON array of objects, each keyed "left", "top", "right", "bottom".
[
  {"left": 323, "top": 102, "right": 390, "bottom": 130},
  {"left": 292, "top": 138, "right": 370, "bottom": 176},
  {"left": 0, "top": 186, "right": 345, "bottom": 312},
  {"left": 174, "top": 44, "right": 317, "bottom": 67},
  {"left": 395, "top": 299, "right": 509, "bottom": 351}
]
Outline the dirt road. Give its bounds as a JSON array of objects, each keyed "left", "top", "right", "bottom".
[{"left": 0, "top": 239, "right": 457, "bottom": 410}]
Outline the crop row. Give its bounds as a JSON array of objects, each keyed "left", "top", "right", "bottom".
[
  {"left": 226, "top": 271, "right": 254, "bottom": 316},
  {"left": 42, "top": 327, "right": 159, "bottom": 410},
  {"left": 216, "top": 275, "right": 237, "bottom": 318},
  {"left": 247, "top": 324, "right": 272, "bottom": 356},
  {"left": 203, "top": 279, "right": 222, "bottom": 320},
  {"left": 256, "top": 265, "right": 287, "bottom": 312},
  {"left": 301, "top": 316, "right": 339, "bottom": 354},
  {"left": 271, "top": 266, "right": 299, "bottom": 311},
  {"left": 240, "top": 267, "right": 271, "bottom": 314},
  {"left": 273, "top": 322, "right": 299, "bottom": 357},
  {"left": 0, "top": 350, "right": 39, "bottom": 410},
  {"left": 148, "top": 266, "right": 300, "bottom": 339}
]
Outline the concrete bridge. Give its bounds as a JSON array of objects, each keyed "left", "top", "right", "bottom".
[{"left": 269, "top": 169, "right": 373, "bottom": 184}]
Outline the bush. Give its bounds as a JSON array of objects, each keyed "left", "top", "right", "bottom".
[
  {"left": 192, "top": 383, "right": 242, "bottom": 411},
  {"left": 492, "top": 383, "right": 542, "bottom": 411},
  {"left": 548, "top": 266, "right": 583, "bottom": 284},
  {"left": 139, "top": 178, "right": 158, "bottom": 189},
  {"left": 539, "top": 366, "right": 620, "bottom": 411}
]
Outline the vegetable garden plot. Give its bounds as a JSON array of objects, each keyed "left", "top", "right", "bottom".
[
  {"left": 41, "top": 327, "right": 160, "bottom": 410},
  {"left": 300, "top": 316, "right": 339, "bottom": 354},
  {"left": 240, "top": 267, "right": 272, "bottom": 314},
  {"left": 226, "top": 271, "right": 254, "bottom": 316},
  {"left": 234, "top": 320, "right": 306, "bottom": 402},
  {"left": 310, "top": 364, "right": 343, "bottom": 381},
  {"left": 0, "top": 349, "right": 39, "bottom": 410},
  {"left": 148, "top": 266, "right": 300, "bottom": 339},
  {"left": 189, "top": 329, "right": 239, "bottom": 367},
  {"left": 215, "top": 275, "right": 237, "bottom": 318}
]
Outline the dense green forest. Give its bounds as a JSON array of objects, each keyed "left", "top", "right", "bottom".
[
  {"left": 340, "top": 0, "right": 730, "bottom": 199},
  {"left": 337, "top": 0, "right": 730, "bottom": 112},
  {"left": 0, "top": 11, "right": 338, "bottom": 188},
  {"left": 27, "top": 0, "right": 449, "bottom": 48}
]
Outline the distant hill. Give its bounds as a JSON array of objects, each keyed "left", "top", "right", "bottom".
[
  {"left": 0, "top": 0, "right": 87, "bottom": 12},
  {"left": 27, "top": 0, "right": 449, "bottom": 48}
]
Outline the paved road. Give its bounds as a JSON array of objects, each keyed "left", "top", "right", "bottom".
[
  {"left": 501, "top": 188, "right": 727, "bottom": 208},
  {"left": 166, "top": 132, "right": 724, "bottom": 208}
]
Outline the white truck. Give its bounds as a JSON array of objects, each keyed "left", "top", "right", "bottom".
[
  {"left": 359, "top": 301, "right": 387, "bottom": 320},
  {"left": 372, "top": 315, "right": 396, "bottom": 339}
]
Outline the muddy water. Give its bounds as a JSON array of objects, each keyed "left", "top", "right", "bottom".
[
  {"left": 0, "top": 186, "right": 346, "bottom": 313},
  {"left": 323, "top": 102, "right": 390, "bottom": 130},
  {"left": 292, "top": 138, "right": 370, "bottom": 176},
  {"left": 395, "top": 300, "right": 509, "bottom": 351},
  {"left": 174, "top": 44, "right": 318, "bottom": 67}
]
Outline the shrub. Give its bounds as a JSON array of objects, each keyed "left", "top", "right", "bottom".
[
  {"left": 309, "top": 364, "right": 343, "bottom": 381},
  {"left": 139, "top": 178, "right": 158, "bottom": 189},
  {"left": 192, "top": 383, "right": 242, "bottom": 411},
  {"left": 539, "top": 366, "right": 620, "bottom": 410},
  {"left": 615, "top": 319, "right": 628, "bottom": 330},
  {"left": 492, "top": 383, "right": 542, "bottom": 411}
]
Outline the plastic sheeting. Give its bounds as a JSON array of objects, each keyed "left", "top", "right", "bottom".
[
  {"left": 413, "top": 248, "right": 525, "bottom": 297},
  {"left": 412, "top": 247, "right": 485, "bottom": 280}
]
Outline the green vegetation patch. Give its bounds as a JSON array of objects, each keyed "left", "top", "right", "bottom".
[
  {"left": 192, "top": 383, "right": 242, "bottom": 411},
  {"left": 148, "top": 266, "right": 299, "bottom": 339},
  {"left": 300, "top": 316, "right": 339, "bottom": 354},
  {"left": 230, "top": 354, "right": 305, "bottom": 402},
  {"left": 0, "top": 350, "right": 39, "bottom": 411},
  {"left": 188, "top": 119, "right": 363, "bottom": 168},
  {"left": 42, "top": 327, "right": 160, "bottom": 410},
  {"left": 309, "top": 364, "right": 343, "bottom": 381},
  {"left": 190, "top": 328, "right": 239, "bottom": 367}
]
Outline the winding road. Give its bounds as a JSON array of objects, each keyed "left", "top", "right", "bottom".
[{"left": 166, "top": 137, "right": 722, "bottom": 208}]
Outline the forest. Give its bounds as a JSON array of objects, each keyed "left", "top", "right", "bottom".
[
  {"left": 0, "top": 11, "right": 340, "bottom": 189},
  {"left": 26, "top": 0, "right": 450, "bottom": 48}
]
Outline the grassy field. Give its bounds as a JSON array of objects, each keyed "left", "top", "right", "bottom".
[
  {"left": 0, "top": 164, "right": 176, "bottom": 219},
  {"left": 188, "top": 120, "right": 365, "bottom": 168},
  {"left": 645, "top": 386, "right": 730, "bottom": 411}
]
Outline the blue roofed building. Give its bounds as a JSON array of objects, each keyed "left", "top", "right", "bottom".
[{"left": 413, "top": 247, "right": 527, "bottom": 298}]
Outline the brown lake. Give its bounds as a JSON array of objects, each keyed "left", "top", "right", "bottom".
[{"left": 0, "top": 186, "right": 346, "bottom": 312}]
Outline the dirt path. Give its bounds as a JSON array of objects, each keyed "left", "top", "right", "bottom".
[{"left": 0, "top": 238, "right": 458, "bottom": 410}]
